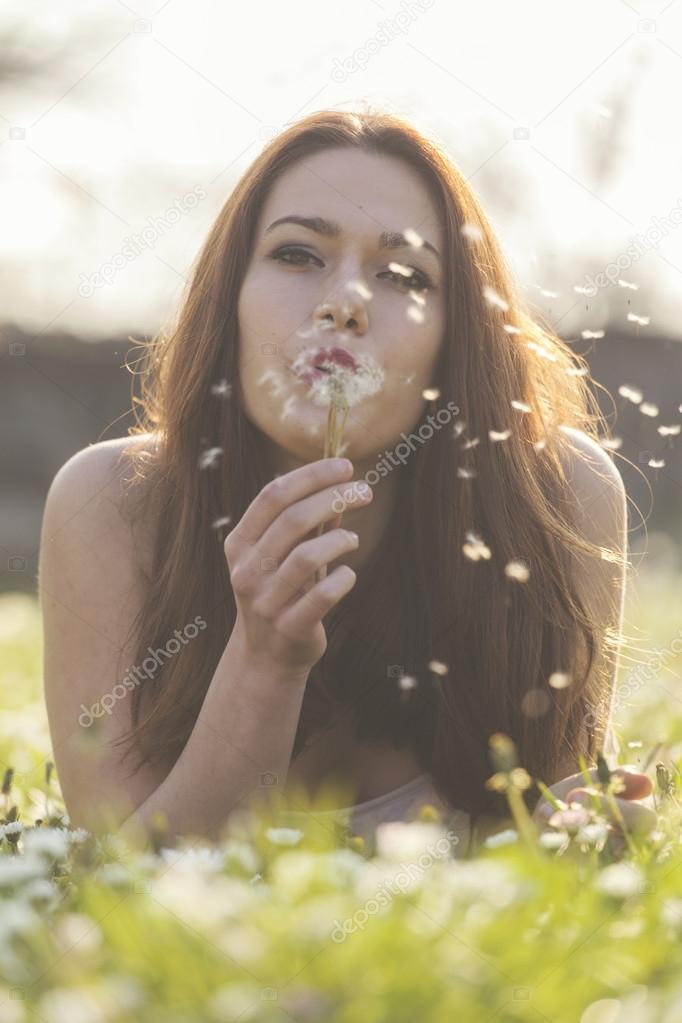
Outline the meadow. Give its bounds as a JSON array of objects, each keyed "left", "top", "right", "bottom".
[{"left": 1, "top": 559, "right": 682, "bottom": 1023}]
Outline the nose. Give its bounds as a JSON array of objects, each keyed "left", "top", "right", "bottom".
[{"left": 314, "top": 291, "right": 368, "bottom": 336}]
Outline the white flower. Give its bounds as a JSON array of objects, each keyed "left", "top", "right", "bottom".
[
  {"left": 0, "top": 821, "right": 23, "bottom": 838},
  {"left": 483, "top": 828, "right": 519, "bottom": 849},
  {"left": 539, "top": 830, "right": 569, "bottom": 851},
  {"left": 0, "top": 852, "right": 47, "bottom": 888},
  {"left": 375, "top": 821, "right": 450, "bottom": 862},
  {"left": 159, "top": 845, "right": 227, "bottom": 873},
  {"left": 596, "top": 862, "right": 644, "bottom": 899},
  {"left": 22, "top": 827, "right": 69, "bottom": 862},
  {"left": 265, "top": 827, "right": 304, "bottom": 847},
  {"left": 66, "top": 828, "right": 91, "bottom": 845},
  {"left": 577, "top": 822, "right": 609, "bottom": 847}
]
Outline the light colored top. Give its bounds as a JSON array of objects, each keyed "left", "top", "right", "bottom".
[{"left": 275, "top": 771, "right": 472, "bottom": 857}]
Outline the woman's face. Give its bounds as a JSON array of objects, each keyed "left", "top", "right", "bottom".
[{"left": 237, "top": 147, "right": 446, "bottom": 472}]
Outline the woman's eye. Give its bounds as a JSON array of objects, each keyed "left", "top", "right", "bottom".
[
  {"left": 380, "top": 268, "right": 433, "bottom": 293},
  {"left": 269, "top": 246, "right": 320, "bottom": 267}
]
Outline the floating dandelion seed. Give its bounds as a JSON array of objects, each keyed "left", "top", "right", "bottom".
[
  {"left": 422, "top": 387, "right": 440, "bottom": 401},
  {"left": 211, "top": 515, "right": 232, "bottom": 531},
  {"left": 257, "top": 367, "right": 288, "bottom": 398},
  {"left": 407, "top": 306, "right": 425, "bottom": 323},
  {"left": 538, "top": 288, "right": 560, "bottom": 299},
  {"left": 649, "top": 457, "right": 665, "bottom": 468},
  {"left": 211, "top": 378, "right": 231, "bottom": 398},
  {"left": 387, "top": 260, "right": 413, "bottom": 281},
  {"left": 618, "top": 279, "right": 639, "bottom": 291},
  {"left": 460, "top": 222, "right": 484, "bottom": 242},
  {"left": 581, "top": 329, "right": 605, "bottom": 340},
  {"left": 505, "top": 560, "right": 530, "bottom": 582},
  {"left": 627, "top": 313, "right": 650, "bottom": 326},
  {"left": 482, "top": 286, "right": 509, "bottom": 312},
  {"left": 350, "top": 279, "right": 373, "bottom": 300},
  {"left": 658, "top": 424, "right": 681, "bottom": 436},
  {"left": 463, "top": 531, "right": 492, "bottom": 561},
  {"left": 526, "top": 341, "right": 558, "bottom": 361},
  {"left": 461, "top": 437, "right": 480, "bottom": 450},
  {"left": 198, "top": 447, "right": 223, "bottom": 470},
  {"left": 428, "top": 659, "right": 449, "bottom": 676},
  {"left": 404, "top": 227, "right": 424, "bottom": 247},
  {"left": 640, "top": 402, "right": 659, "bottom": 417},
  {"left": 453, "top": 420, "right": 467, "bottom": 438},
  {"left": 521, "top": 688, "right": 551, "bottom": 718},
  {"left": 573, "top": 285, "right": 594, "bottom": 295},
  {"left": 599, "top": 436, "right": 623, "bottom": 451},
  {"left": 402, "top": 371, "right": 416, "bottom": 386},
  {"left": 549, "top": 671, "right": 572, "bottom": 689},
  {"left": 533, "top": 438, "right": 547, "bottom": 451},
  {"left": 618, "top": 384, "right": 643, "bottom": 404},
  {"left": 457, "top": 466, "right": 477, "bottom": 478},
  {"left": 489, "top": 429, "right": 511, "bottom": 442},
  {"left": 511, "top": 400, "right": 532, "bottom": 413},
  {"left": 398, "top": 674, "right": 418, "bottom": 691},
  {"left": 566, "top": 366, "right": 589, "bottom": 377},
  {"left": 503, "top": 324, "right": 523, "bottom": 334},
  {"left": 409, "top": 291, "right": 426, "bottom": 306}
]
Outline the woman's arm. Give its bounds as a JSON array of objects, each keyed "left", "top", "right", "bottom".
[{"left": 39, "top": 441, "right": 310, "bottom": 848}]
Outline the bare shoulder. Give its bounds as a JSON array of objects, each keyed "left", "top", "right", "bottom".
[{"left": 557, "top": 426, "right": 627, "bottom": 544}]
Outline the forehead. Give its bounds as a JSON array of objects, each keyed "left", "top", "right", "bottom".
[{"left": 257, "top": 147, "right": 442, "bottom": 249}]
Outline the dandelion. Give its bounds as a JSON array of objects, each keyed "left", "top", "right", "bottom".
[
  {"left": 618, "top": 279, "right": 638, "bottom": 290},
  {"left": 640, "top": 402, "right": 659, "bottom": 417},
  {"left": 511, "top": 400, "right": 532, "bottom": 413},
  {"left": 618, "top": 384, "right": 643, "bottom": 404},
  {"left": 211, "top": 378, "right": 231, "bottom": 397},
  {"left": 627, "top": 313, "right": 650, "bottom": 326},
  {"left": 505, "top": 560, "right": 530, "bottom": 582},
  {"left": 581, "top": 329, "right": 605, "bottom": 340},
  {"left": 483, "top": 286, "right": 509, "bottom": 312},
  {"left": 422, "top": 387, "right": 440, "bottom": 401},
  {"left": 198, "top": 447, "right": 224, "bottom": 470},
  {"left": 548, "top": 671, "right": 572, "bottom": 689},
  {"left": 658, "top": 424, "right": 681, "bottom": 436},
  {"left": 463, "top": 531, "right": 491, "bottom": 561},
  {"left": 489, "top": 429, "right": 511, "bottom": 442}
]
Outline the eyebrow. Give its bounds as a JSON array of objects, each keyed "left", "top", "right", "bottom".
[{"left": 264, "top": 214, "right": 441, "bottom": 261}]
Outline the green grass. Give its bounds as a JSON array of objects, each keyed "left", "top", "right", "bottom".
[{"left": 1, "top": 568, "right": 681, "bottom": 1022}]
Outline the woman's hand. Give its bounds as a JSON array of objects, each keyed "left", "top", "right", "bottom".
[
  {"left": 532, "top": 764, "right": 657, "bottom": 838},
  {"left": 224, "top": 457, "right": 373, "bottom": 677}
]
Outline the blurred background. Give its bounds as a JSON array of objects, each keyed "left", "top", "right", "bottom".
[{"left": 0, "top": 1, "right": 680, "bottom": 747}]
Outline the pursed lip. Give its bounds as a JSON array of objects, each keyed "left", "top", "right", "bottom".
[{"left": 289, "top": 345, "right": 359, "bottom": 381}]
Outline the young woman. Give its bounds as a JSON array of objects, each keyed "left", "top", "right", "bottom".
[{"left": 39, "top": 108, "right": 655, "bottom": 855}]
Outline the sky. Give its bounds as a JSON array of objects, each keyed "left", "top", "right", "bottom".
[{"left": 0, "top": 0, "right": 680, "bottom": 342}]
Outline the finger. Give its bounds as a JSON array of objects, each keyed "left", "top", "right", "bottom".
[
  {"left": 566, "top": 790, "right": 657, "bottom": 836},
  {"left": 226, "top": 458, "right": 353, "bottom": 554},
  {"left": 255, "top": 478, "right": 372, "bottom": 566},
  {"left": 254, "top": 529, "right": 359, "bottom": 618},
  {"left": 276, "top": 565, "right": 357, "bottom": 638},
  {"left": 545, "top": 765, "right": 652, "bottom": 803}
]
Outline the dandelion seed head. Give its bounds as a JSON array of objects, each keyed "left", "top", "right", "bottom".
[
  {"left": 505, "top": 559, "right": 530, "bottom": 582},
  {"left": 548, "top": 671, "right": 572, "bottom": 689}
]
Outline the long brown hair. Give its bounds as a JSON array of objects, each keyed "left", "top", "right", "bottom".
[{"left": 113, "top": 107, "right": 627, "bottom": 825}]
